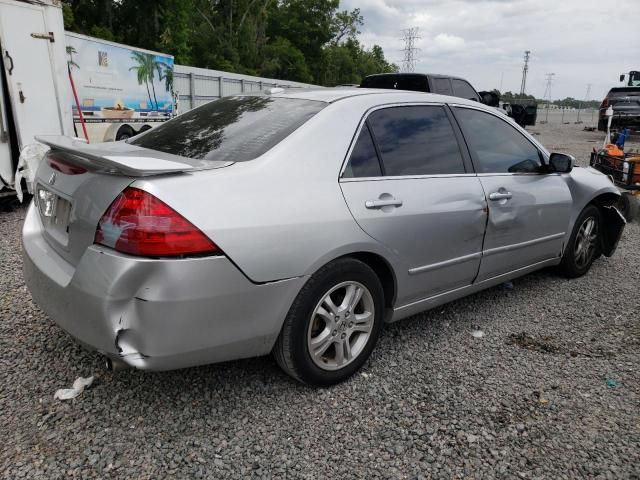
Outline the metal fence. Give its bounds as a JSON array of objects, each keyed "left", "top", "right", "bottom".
[
  {"left": 536, "top": 107, "right": 599, "bottom": 127},
  {"left": 173, "top": 65, "right": 317, "bottom": 115}
]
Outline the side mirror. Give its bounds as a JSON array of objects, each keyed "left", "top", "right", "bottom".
[
  {"left": 620, "top": 74, "right": 625, "bottom": 82},
  {"left": 549, "top": 152, "right": 574, "bottom": 173}
]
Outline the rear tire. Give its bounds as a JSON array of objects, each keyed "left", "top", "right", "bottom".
[
  {"left": 273, "top": 258, "right": 384, "bottom": 386},
  {"left": 559, "top": 205, "right": 602, "bottom": 278}
]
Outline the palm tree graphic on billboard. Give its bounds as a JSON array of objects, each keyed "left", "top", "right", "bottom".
[
  {"left": 66, "top": 45, "right": 79, "bottom": 70},
  {"left": 129, "top": 51, "right": 164, "bottom": 111}
]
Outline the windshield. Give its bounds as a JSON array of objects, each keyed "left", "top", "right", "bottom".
[
  {"left": 628, "top": 71, "right": 640, "bottom": 87},
  {"left": 129, "top": 96, "right": 325, "bottom": 162}
]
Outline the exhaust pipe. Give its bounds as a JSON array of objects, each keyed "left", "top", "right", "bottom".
[{"left": 105, "top": 356, "right": 130, "bottom": 371}]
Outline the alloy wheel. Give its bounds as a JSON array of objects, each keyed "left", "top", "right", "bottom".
[
  {"left": 574, "top": 216, "right": 598, "bottom": 269},
  {"left": 307, "top": 281, "right": 375, "bottom": 371}
]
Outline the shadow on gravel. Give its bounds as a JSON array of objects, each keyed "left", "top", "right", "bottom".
[
  {"left": 506, "top": 332, "right": 616, "bottom": 359},
  {"left": 380, "top": 266, "right": 559, "bottom": 341}
]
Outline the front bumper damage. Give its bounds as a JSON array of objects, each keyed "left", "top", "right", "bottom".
[
  {"left": 22, "top": 203, "right": 306, "bottom": 370},
  {"left": 600, "top": 204, "right": 627, "bottom": 257}
]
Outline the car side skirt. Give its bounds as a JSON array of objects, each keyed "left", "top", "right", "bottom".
[{"left": 390, "top": 257, "right": 560, "bottom": 322}]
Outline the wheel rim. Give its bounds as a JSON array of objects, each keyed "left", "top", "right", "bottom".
[
  {"left": 307, "top": 281, "right": 375, "bottom": 371},
  {"left": 574, "top": 216, "right": 598, "bottom": 269}
]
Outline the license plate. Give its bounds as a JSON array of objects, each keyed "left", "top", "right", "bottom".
[{"left": 36, "top": 185, "right": 71, "bottom": 239}]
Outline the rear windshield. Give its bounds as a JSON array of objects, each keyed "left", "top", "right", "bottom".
[
  {"left": 360, "top": 75, "right": 429, "bottom": 92},
  {"left": 129, "top": 96, "right": 325, "bottom": 162}
]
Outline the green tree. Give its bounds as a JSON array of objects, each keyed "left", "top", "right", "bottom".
[
  {"left": 261, "top": 38, "right": 312, "bottom": 83},
  {"left": 62, "top": 0, "right": 398, "bottom": 87}
]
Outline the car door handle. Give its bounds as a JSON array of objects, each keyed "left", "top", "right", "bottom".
[
  {"left": 4, "top": 50, "right": 14, "bottom": 75},
  {"left": 488, "top": 191, "right": 513, "bottom": 201},
  {"left": 365, "top": 198, "right": 403, "bottom": 209}
]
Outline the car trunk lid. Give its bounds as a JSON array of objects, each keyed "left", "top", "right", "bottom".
[{"left": 32, "top": 136, "right": 232, "bottom": 266}]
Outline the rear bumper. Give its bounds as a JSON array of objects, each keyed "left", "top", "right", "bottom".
[
  {"left": 22, "top": 203, "right": 306, "bottom": 370},
  {"left": 599, "top": 110, "right": 640, "bottom": 126}
]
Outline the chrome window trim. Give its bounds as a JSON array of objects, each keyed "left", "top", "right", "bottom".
[
  {"left": 341, "top": 173, "right": 476, "bottom": 183},
  {"left": 340, "top": 171, "right": 564, "bottom": 183}
]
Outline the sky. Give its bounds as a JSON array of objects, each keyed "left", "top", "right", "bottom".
[{"left": 342, "top": 0, "right": 640, "bottom": 101}]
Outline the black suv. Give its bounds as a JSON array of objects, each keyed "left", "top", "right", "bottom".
[{"left": 360, "top": 73, "right": 537, "bottom": 127}]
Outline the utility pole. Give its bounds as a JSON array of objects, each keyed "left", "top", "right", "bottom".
[
  {"left": 541, "top": 72, "right": 555, "bottom": 123},
  {"left": 576, "top": 83, "right": 591, "bottom": 124},
  {"left": 400, "top": 27, "right": 421, "bottom": 73},
  {"left": 519, "top": 50, "right": 531, "bottom": 95}
]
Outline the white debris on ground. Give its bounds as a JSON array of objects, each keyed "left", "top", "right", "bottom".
[
  {"left": 53, "top": 376, "right": 94, "bottom": 401},
  {"left": 471, "top": 329, "right": 485, "bottom": 338}
]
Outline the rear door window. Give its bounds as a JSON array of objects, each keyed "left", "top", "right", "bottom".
[
  {"left": 129, "top": 96, "right": 325, "bottom": 162},
  {"left": 451, "top": 79, "right": 480, "bottom": 101},
  {"left": 342, "top": 124, "right": 382, "bottom": 178},
  {"left": 367, "top": 105, "right": 465, "bottom": 176}
]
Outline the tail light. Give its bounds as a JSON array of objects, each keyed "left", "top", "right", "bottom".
[
  {"left": 600, "top": 98, "right": 609, "bottom": 109},
  {"left": 95, "top": 187, "right": 219, "bottom": 257}
]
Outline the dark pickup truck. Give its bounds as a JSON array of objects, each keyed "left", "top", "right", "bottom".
[{"left": 360, "top": 73, "right": 537, "bottom": 127}]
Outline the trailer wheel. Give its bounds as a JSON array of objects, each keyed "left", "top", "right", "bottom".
[
  {"left": 619, "top": 192, "right": 639, "bottom": 223},
  {"left": 115, "top": 125, "right": 135, "bottom": 141}
]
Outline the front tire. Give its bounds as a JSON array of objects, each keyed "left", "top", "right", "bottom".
[
  {"left": 273, "top": 258, "right": 384, "bottom": 386},
  {"left": 559, "top": 205, "right": 602, "bottom": 278}
]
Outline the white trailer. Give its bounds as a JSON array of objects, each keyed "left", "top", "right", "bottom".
[
  {"left": 0, "top": 0, "right": 73, "bottom": 198},
  {"left": 0, "top": 0, "right": 175, "bottom": 199}
]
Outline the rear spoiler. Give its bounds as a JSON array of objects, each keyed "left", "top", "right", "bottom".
[{"left": 35, "top": 135, "right": 229, "bottom": 177}]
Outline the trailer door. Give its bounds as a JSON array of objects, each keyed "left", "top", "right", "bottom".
[
  {"left": 0, "top": 1, "right": 65, "bottom": 149},
  {"left": 0, "top": 54, "right": 13, "bottom": 186}
]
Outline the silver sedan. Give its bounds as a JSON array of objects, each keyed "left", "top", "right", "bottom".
[{"left": 23, "top": 88, "right": 625, "bottom": 385}]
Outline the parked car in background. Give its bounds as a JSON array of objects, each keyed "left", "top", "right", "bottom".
[
  {"left": 360, "top": 73, "right": 537, "bottom": 127},
  {"left": 23, "top": 88, "right": 625, "bottom": 386},
  {"left": 598, "top": 87, "right": 640, "bottom": 131}
]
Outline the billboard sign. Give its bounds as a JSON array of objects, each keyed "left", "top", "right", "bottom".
[{"left": 65, "top": 32, "right": 174, "bottom": 120}]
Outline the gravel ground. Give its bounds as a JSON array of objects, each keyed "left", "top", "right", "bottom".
[{"left": 1, "top": 122, "right": 639, "bottom": 479}]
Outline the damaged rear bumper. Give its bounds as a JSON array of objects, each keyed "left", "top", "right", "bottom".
[{"left": 22, "top": 203, "right": 306, "bottom": 370}]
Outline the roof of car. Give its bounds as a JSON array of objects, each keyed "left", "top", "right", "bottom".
[
  {"left": 363, "top": 72, "right": 469, "bottom": 81},
  {"left": 264, "top": 87, "right": 483, "bottom": 109}
]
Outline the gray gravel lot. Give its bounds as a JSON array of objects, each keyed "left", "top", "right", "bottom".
[{"left": 1, "top": 122, "right": 639, "bottom": 479}]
